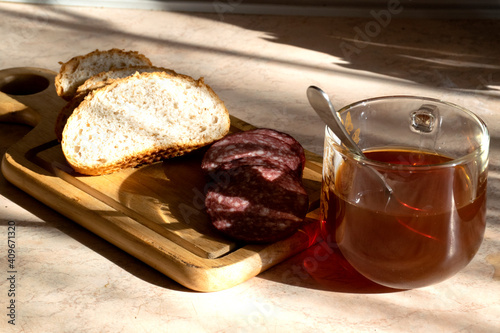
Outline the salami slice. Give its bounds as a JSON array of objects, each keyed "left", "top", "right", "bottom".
[
  {"left": 251, "top": 128, "right": 306, "bottom": 170},
  {"left": 201, "top": 129, "right": 304, "bottom": 177},
  {"left": 205, "top": 165, "right": 309, "bottom": 243}
]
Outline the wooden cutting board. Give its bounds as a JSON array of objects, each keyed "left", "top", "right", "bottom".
[{"left": 0, "top": 67, "right": 323, "bottom": 292}]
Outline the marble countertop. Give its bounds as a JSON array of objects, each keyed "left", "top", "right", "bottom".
[{"left": 1, "top": 2, "right": 500, "bottom": 332}]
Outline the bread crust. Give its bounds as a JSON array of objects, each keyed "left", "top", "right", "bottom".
[
  {"left": 68, "top": 144, "right": 206, "bottom": 176},
  {"left": 55, "top": 48, "right": 152, "bottom": 100},
  {"left": 55, "top": 92, "right": 87, "bottom": 142},
  {"left": 61, "top": 71, "right": 231, "bottom": 176}
]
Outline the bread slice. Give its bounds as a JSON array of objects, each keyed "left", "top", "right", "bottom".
[
  {"left": 75, "top": 66, "right": 176, "bottom": 96},
  {"left": 55, "top": 49, "right": 152, "bottom": 100},
  {"left": 55, "top": 92, "right": 87, "bottom": 142},
  {"left": 61, "top": 72, "right": 230, "bottom": 175},
  {"left": 55, "top": 66, "right": 176, "bottom": 141}
]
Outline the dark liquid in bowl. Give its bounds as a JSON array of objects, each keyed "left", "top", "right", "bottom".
[{"left": 321, "top": 149, "right": 487, "bottom": 289}]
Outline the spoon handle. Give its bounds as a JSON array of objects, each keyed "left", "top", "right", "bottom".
[{"left": 307, "top": 85, "right": 364, "bottom": 156}]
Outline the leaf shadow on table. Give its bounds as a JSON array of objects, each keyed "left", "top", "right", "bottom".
[{"left": 209, "top": 13, "right": 500, "bottom": 93}]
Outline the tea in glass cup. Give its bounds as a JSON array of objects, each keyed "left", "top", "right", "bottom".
[{"left": 320, "top": 96, "right": 489, "bottom": 289}]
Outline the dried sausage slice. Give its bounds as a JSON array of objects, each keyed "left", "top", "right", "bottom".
[
  {"left": 251, "top": 128, "right": 306, "bottom": 171},
  {"left": 201, "top": 129, "right": 304, "bottom": 177},
  {"left": 205, "top": 165, "right": 309, "bottom": 243}
]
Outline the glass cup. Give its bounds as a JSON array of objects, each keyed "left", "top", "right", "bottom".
[{"left": 320, "top": 96, "right": 489, "bottom": 289}]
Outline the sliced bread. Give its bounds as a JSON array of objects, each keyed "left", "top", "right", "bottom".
[
  {"left": 75, "top": 66, "right": 176, "bottom": 96},
  {"left": 61, "top": 72, "right": 230, "bottom": 175},
  {"left": 55, "top": 48, "right": 152, "bottom": 100},
  {"left": 55, "top": 66, "right": 176, "bottom": 141},
  {"left": 55, "top": 92, "right": 87, "bottom": 142}
]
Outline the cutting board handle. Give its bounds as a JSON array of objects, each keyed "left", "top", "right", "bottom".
[{"left": 0, "top": 67, "right": 62, "bottom": 127}]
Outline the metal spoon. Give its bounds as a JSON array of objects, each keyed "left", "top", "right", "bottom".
[
  {"left": 307, "top": 86, "right": 365, "bottom": 157},
  {"left": 306, "top": 85, "right": 393, "bottom": 195}
]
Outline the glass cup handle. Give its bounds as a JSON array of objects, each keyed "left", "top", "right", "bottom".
[{"left": 410, "top": 104, "right": 439, "bottom": 133}]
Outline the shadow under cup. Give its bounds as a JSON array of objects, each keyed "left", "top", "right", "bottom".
[{"left": 320, "top": 96, "right": 490, "bottom": 289}]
